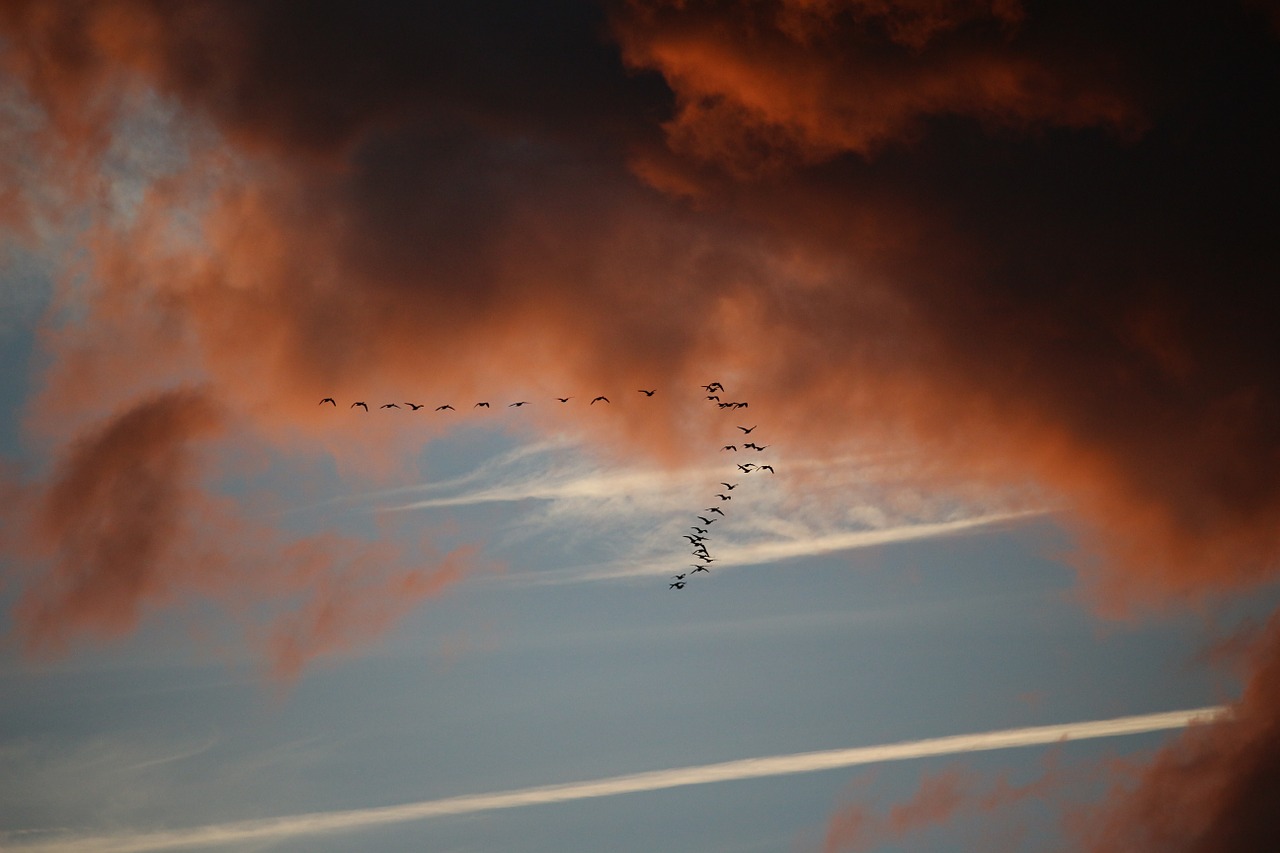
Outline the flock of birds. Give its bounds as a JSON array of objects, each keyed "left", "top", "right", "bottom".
[
  {"left": 319, "top": 382, "right": 775, "bottom": 590},
  {"left": 667, "top": 382, "right": 773, "bottom": 591}
]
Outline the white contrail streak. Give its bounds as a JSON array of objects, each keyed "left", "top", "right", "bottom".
[{"left": 13, "top": 706, "right": 1225, "bottom": 852}]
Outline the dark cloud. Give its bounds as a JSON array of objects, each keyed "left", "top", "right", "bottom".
[{"left": 1, "top": 0, "right": 1280, "bottom": 836}]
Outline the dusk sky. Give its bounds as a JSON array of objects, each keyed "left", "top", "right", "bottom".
[{"left": 2, "top": 1, "right": 1280, "bottom": 850}]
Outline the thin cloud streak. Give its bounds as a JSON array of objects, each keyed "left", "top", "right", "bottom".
[
  {"left": 13, "top": 706, "right": 1224, "bottom": 852},
  {"left": 545, "top": 510, "right": 1044, "bottom": 585}
]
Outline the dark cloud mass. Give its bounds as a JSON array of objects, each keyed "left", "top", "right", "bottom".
[{"left": 2, "top": 0, "right": 1280, "bottom": 845}]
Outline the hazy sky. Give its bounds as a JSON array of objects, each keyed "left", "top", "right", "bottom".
[{"left": 2, "top": 1, "right": 1280, "bottom": 850}]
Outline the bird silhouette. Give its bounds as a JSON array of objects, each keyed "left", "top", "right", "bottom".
[
  {"left": 737, "top": 464, "right": 755, "bottom": 473},
  {"left": 718, "top": 403, "right": 733, "bottom": 409},
  {"left": 436, "top": 404, "right": 455, "bottom": 411},
  {"left": 706, "top": 507, "right": 725, "bottom": 515},
  {"left": 697, "top": 516, "right": 714, "bottom": 525},
  {"left": 474, "top": 402, "right": 490, "bottom": 408},
  {"left": 406, "top": 403, "right": 425, "bottom": 410},
  {"left": 691, "top": 565, "right": 710, "bottom": 573},
  {"left": 760, "top": 465, "right": 775, "bottom": 473},
  {"left": 696, "top": 555, "right": 716, "bottom": 563},
  {"left": 707, "top": 395, "right": 720, "bottom": 401},
  {"left": 669, "top": 581, "right": 686, "bottom": 590},
  {"left": 319, "top": 397, "right": 336, "bottom": 406},
  {"left": 508, "top": 401, "right": 529, "bottom": 407},
  {"left": 672, "top": 573, "right": 686, "bottom": 581},
  {"left": 590, "top": 396, "right": 610, "bottom": 404},
  {"left": 352, "top": 402, "right": 369, "bottom": 411},
  {"left": 704, "top": 382, "right": 724, "bottom": 392},
  {"left": 737, "top": 425, "right": 756, "bottom": 434},
  {"left": 743, "top": 443, "right": 758, "bottom": 450},
  {"left": 752, "top": 444, "right": 769, "bottom": 451},
  {"left": 721, "top": 445, "right": 737, "bottom": 451},
  {"left": 555, "top": 397, "right": 572, "bottom": 403},
  {"left": 691, "top": 527, "right": 708, "bottom": 534},
  {"left": 734, "top": 402, "right": 749, "bottom": 409},
  {"left": 381, "top": 403, "right": 399, "bottom": 409},
  {"left": 638, "top": 389, "right": 656, "bottom": 396},
  {"left": 720, "top": 483, "right": 737, "bottom": 490},
  {"left": 715, "top": 494, "right": 732, "bottom": 501}
]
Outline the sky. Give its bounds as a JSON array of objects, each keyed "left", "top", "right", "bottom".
[{"left": 1, "top": 0, "right": 1280, "bottom": 850}]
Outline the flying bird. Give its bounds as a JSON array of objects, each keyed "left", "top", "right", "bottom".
[
  {"left": 751, "top": 444, "right": 769, "bottom": 451},
  {"left": 638, "top": 389, "right": 656, "bottom": 396},
  {"left": 734, "top": 402, "right": 749, "bottom": 409},
  {"left": 555, "top": 397, "right": 572, "bottom": 403},
  {"left": 672, "top": 573, "right": 686, "bottom": 581},
  {"left": 669, "top": 581, "right": 686, "bottom": 590},
  {"left": 352, "top": 402, "right": 369, "bottom": 411},
  {"left": 718, "top": 403, "right": 734, "bottom": 409},
  {"left": 319, "top": 397, "right": 336, "bottom": 406},
  {"left": 475, "top": 402, "right": 490, "bottom": 408},
  {"left": 715, "top": 494, "right": 732, "bottom": 501},
  {"left": 590, "top": 396, "right": 610, "bottom": 404},
  {"left": 720, "top": 483, "right": 737, "bottom": 490},
  {"left": 737, "top": 464, "right": 755, "bottom": 473},
  {"left": 697, "top": 516, "right": 714, "bottom": 525},
  {"left": 696, "top": 555, "right": 716, "bottom": 563},
  {"left": 406, "top": 403, "right": 425, "bottom": 410},
  {"left": 760, "top": 465, "right": 775, "bottom": 473},
  {"left": 722, "top": 445, "right": 738, "bottom": 451},
  {"left": 436, "top": 404, "right": 455, "bottom": 411},
  {"left": 706, "top": 507, "right": 725, "bottom": 515},
  {"left": 691, "top": 566, "right": 710, "bottom": 573},
  {"left": 737, "top": 425, "right": 756, "bottom": 434},
  {"left": 707, "top": 395, "right": 720, "bottom": 401},
  {"left": 508, "top": 401, "right": 530, "bottom": 407},
  {"left": 691, "top": 527, "right": 708, "bottom": 534},
  {"left": 743, "top": 443, "right": 758, "bottom": 450},
  {"left": 381, "top": 403, "right": 400, "bottom": 409},
  {"left": 703, "top": 382, "right": 724, "bottom": 392}
]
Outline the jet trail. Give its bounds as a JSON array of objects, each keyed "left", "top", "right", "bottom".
[{"left": 14, "top": 706, "right": 1224, "bottom": 852}]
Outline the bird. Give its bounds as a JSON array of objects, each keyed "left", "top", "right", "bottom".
[
  {"left": 720, "top": 483, "right": 737, "bottom": 490},
  {"left": 697, "top": 516, "right": 714, "bottom": 525},
  {"left": 696, "top": 555, "right": 716, "bottom": 563},
  {"left": 508, "top": 401, "right": 530, "bottom": 407},
  {"left": 435, "top": 404, "right": 455, "bottom": 411},
  {"left": 743, "top": 442, "right": 758, "bottom": 450},
  {"left": 406, "top": 403, "right": 425, "bottom": 410},
  {"left": 590, "top": 396, "right": 610, "bottom": 404},
  {"left": 638, "top": 389, "right": 656, "bottom": 396},
  {"left": 352, "top": 402, "right": 369, "bottom": 411},
  {"left": 751, "top": 444, "right": 769, "bottom": 451},
  {"left": 706, "top": 507, "right": 725, "bottom": 515},
  {"left": 555, "top": 397, "right": 572, "bottom": 403},
  {"left": 474, "top": 402, "right": 490, "bottom": 408},
  {"left": 381, "top": 403, "right": 399, "bottom": 409},
  {"left": 715, "top": 494, "right": 732, "bottom": 501},
  {"left": 734, "top": 402, "right": 749, "bottom": 409},
  {"left": 691, "top": 565, "right": 710, "bottom": 573},
  {"left": 672, "top": 573, "right": 686, "bottom": 581},
  {"left": 669, "top": 581, "right": 686, "bottom": 590},
  {"left": 707, "top": 395, "right": 720, "bottom": 401},
  {"left": 319, "top": 397, "right": 336, "bottom": 406},
  {"left": 721, "top": 445, "right": 737, "bottom": 451},
  {"left": 683, "top": 535, "right": 705, "bottom": 544},
  {"left": 718, "top": 402, "right": 733, "bottom": 409},
  {"left": 760, "top": 465, "right": 775, "bottom": 473},
  {"left": 704, "top": 382, "right": 724, "bottom": 392},
  {"left": 737, "top": 464, "right": 755, "bottom": 473},
  {"left": 737, "top": 425, "right": 756, "bottom": 434},
  {"left": 691, "top": 527, "right": 708, "bottom": 534}
]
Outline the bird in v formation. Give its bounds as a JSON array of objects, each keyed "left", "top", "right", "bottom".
[{"left": 314, "top": 383, "right": 774, "bottom": 593}]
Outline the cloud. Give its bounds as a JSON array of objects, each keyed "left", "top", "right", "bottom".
[
  {"left": 4, "top": 706, "right": 1221, "bottom": 852},
  {"left": 1, "top": 2, "right": 1280, "bottom": 839}
]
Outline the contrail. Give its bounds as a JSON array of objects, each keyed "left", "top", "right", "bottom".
[{"left": 12, "top": 706, "right": 1225, "bottom": 852}]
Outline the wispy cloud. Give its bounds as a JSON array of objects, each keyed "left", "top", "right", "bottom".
[
  {"left": 354, "top": 440, "right": 1049, "bottom": 584},
  {"left": 10, "top": 706, "right": 1224, "bottom": 852}
]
